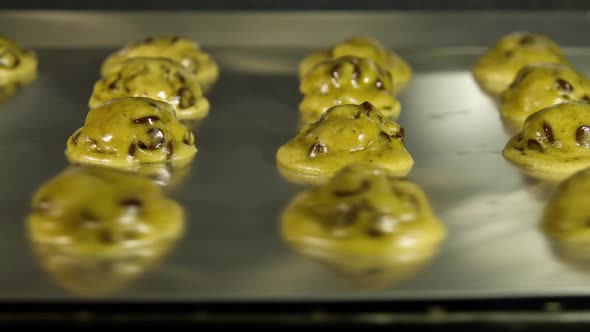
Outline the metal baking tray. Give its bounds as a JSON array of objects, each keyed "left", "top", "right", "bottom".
[{"left": 2, "top": 10, "right": 590, "bottom": 302}]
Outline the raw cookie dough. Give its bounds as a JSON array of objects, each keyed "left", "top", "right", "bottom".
[
  {"left": 501, "top": 63, "right": 590, "bottom": 132},
  {"left": 0, "top": 35, "right": 37, "bottom": 87},
  {"left": 281, "top": 163, "right": 446, "bottom": 288},
  {"left": 473, "top": 32, "right": 568, "bottom": 97},
  {"left": 503, "top": 101, "right": 590, "bottom": 181},
  {"left": 66, "top": 97, "right": 197, "bottom": 170},
  {"left": 101, "top": 36, "right": 219, "bottom": 92},
  {"left": 27, "top": 166, "right": 184, "bottom": 295},
  {"left": 90, "top": 57, "right": 210, "bottom": 120},
  {"left": 299, "top": 56, "right": 401, "bottom": 126},
  {"left": 299, "top": 36, "right": 412, "bottom": 94},
  {"left": 541, "top": 167, "right": 590, "bottom": 273},
  {"left": 276, "top": 102, "right": 414, "bottom": 185}
]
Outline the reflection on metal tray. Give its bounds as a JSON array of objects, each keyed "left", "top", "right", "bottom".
[{"left": 2, "top": 11, "right": 590, "bottom": 301}]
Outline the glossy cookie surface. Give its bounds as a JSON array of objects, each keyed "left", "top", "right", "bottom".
[
  {"left": 101, "top": 36, "right": 219, "bottom": 92},
  {"left": 66, "top": 97, "right": 197, "bottom": 170},
  {"left": 501, "top": 64, "right": 590, "bottom": 132},
  {"left": 299, "top": 56, "right": 401, "bottom": 126},
  {"left": 277, "top": 102, "right": 413, "bottom": 185},
  {"left": 473, "top": 32, "right": 567, "bottom": 97},
  {"left": 90, "top": 57, "right": 210, "bottom": 120},
  {"left": 299, "top": 36, "right": 413, "bottom": 94},
  {"left": 503, "top": 101, "right": 590, "bottom": 181}
]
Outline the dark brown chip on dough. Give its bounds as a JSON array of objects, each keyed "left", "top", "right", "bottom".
[
  {"left": 527, "top": 139, "right": 544, "bottom": 151},
  {"left": 128, "top": 143, "right": 137, "bottom": 156},
  {"left": 519, "top": 34, "right": 535, "bottom": 45},
  {"left": 308, "top": 142, "right": 328, "bottom": 158},
  {"left": 133, "top": 115, "right": 161, "bottom": 125},
  {"left": 170, "top": 36, "right": 180, "bottom": 43},
  {"left": 504, "top": 50, "right": 514, "bottom": 58},
  {"left": 81, "top": 209, "right": 99, "bottom": 224},
  {"left": 543, "top": 122, "right": 555, "bottom": 144},
  {"left": 556, "top": 78, "right": 574, "bottom": 92},
  {"left": 146, "top": 128, "right": 165, "bottom": 149},
  {"left": 576, "top": 126, "right": 590, "bottom": 147},
  {"left": 378, "top": 131, "right": 391, "bottom": 143},
  {"left": 583, "top": 95, "right": 590, "bottom": 102},
  {"left": 178, "top": 87, "right": 196, "bottom": 109},
  {"left": 166, "top": 141, "right": 174, "bottom": 160}
]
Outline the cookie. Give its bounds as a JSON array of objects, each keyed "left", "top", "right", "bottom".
[
  {"left": 503, "top": 101, "right": 590, "bottom": 181},
  {"left": 27, "top": 166, "right": 184, "bottom": 295},
  {"left": 299, "top": 56, "right": 401, "bottom": 126},
  {"left": 280, "top": 163, "right": 445, "bottom": 286},
  {"left": 299, "top": 36, "right": 412, "bottom": 94},
  {"left": 66, "top": 97, "right": 197, "bottom": 170},
  {"left": 276, "top": 102, "right": 413, "bottom": 185},
  {"left": 101, "top": 36, "right": 219, "bottom": 92},
  {"left": 90, "top": 57, "right": 210, "bottom": 120},
  {"left": 473, "top": 32, "right": 567, "bottom": 97},
  {"left": 0, "top": 35, "right": 37, "bottom": 87},
  {"left": 501, "top": 64, "right": 590, "bottom": 132}
]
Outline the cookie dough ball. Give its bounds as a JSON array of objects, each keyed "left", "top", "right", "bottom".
[
  {"left": 473, "top": 32, "right": 568, "bottom": 97},
  {"left": 0, "top": 35, "right": 37, "bottom": 87},
  {"left": 281, "top": 163, "right": 445, "bottom": 287},
  {"left": 66, "top": 97, "right": 197, "bottom": 170},
  {"left": 90, "top": 57, "right": 210, "bottom": 120},
  {"left": 501, "top": 64, "right": 590, "bottom": 132},
  {"left": 27, "top": 166, "right": 184, "bottom": 295},
  {"left": 299, "top": 56, "right": 401, "bottom": 126},
  {"left": 299, "top": 36, "right": 412, "bottom": 94},
  {"left": 503, "top": 101, "right": 590, "bottom": 181},
  {"left": 276, "top": 102, "right": 414, "bottom": 185},
  {"left": 101, "top": 36, "right": 219, "bottom": 92}
]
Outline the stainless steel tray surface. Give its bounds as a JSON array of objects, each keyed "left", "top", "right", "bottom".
[{"left": 1, "top": 11, "right": 590, "bottom": 301}]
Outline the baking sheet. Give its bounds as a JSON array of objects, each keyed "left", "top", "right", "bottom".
[{"left": 2, "top": 11, "right": 590, "bottom": 301}]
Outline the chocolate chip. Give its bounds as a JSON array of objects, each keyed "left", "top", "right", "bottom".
[
  {"left": 543, "top": 122, "right": 555, "bottom": 144},
  {"left": 99, "top": 230, "right": 115, "bottom": 244},
  {"left": 137, "top": 141, "right": 148, "bottom": 150},
  {"left": 81, "top": 209, "right": 99, "bottom": 224},
  {"left": 120, "top": 198, "right": 143, "bottom": 208},
  {"left": 146, "top": 100, "right": 161, "bottom": 110},
  {"left": 176, "top": 72, "right": 187, "bottom": 85},
  {"left": 166, "top": 141, "right": 174, "bottom": 160},
  {"left": 178, "top": 87, "right": 196, "bottom": 109},
  {"left": 393, "top": 128, "right": 405, "bottom": 142},
  {"left": 366, "top": 228, "right": 385, "bottom": 238},
  {"left": 519, "top": 34, "right": 535, "bottom": 45},
  {"left": 527, "top": 139, "right": 543, "bottom": 151},
  {"left": 331, "top": 64, "right": 341, "bottom": 79},
  {"left": 133, "top": 116, "right": 161, "bottom": 125},
  {"left": 375, "top": 79, "right": 384, "bottom": 90},
  {"left": 146, "top": 128, "right": 165, "bottom": 149},
  {"left": 170, "top": 36, "right": 180, "bottom": 43},
  {"left": 107, "top": 73, "right": 121, "bottom": 91},
  {"left": 128, "top": 143, "right": 137, "bottom": 156},
  {"left": 378, "top": 131, "right": 391, "bottom": 143},
  {"left": 308, "top": 142, "right": 328, "bottom": 158},
  {"left": 143, "top": 37, "right": 154, "bottom": 44},
  {"left": 576, "top": 126, "right": 590, "bottom": 147},
  {"left": 583, "top": 95, "right": 590, "bottom": 103},
  {"left": 71, "top": 132, "right": 81, "bottom": 145},
  {"left": 361, "top": 101, "right": 373, "bottom": 114},
  {"left": 504, "top": 50, "right": 514, "bottom": 58},
  {"left": 333, "top": 180, "right": 371, "bottom": 197},
  {"left": 331, "top": 200, "right": 372, "bottom": 230},
  {"left": 556, "top": 78, "right": 574, "bottom": 92},
  {"left": 352, "top": 62, "right": 361, "bottom": 79}
]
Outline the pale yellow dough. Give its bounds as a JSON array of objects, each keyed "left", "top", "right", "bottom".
[
  {"left": 281, "top": 163, "right": 445, "bottom": 287},
  {"left": 299, "top": 56, "right": 401, "bottom": 126},
  {"left": 503, "top": 101, "right": 590, "bottom": 181},
  {"left": 299, "top": 36, "right": 413, "bottom": 94},
  {"left": 90, "top": 57, "right": 210, "bottom": 120},
  {"left": 276, "top": 102, "right": 414, "bottom": 185},
  {"left": 473, "top": 32, "right": 568, "bottom": 97},
  {"left": 501, "top": 63, "right": 590, "bottom": 132},
  {"left": 101, "top": 36, "right": 219, "bottom": 92},
  {"left": 66, "top": 97, "right": 197, "bottom": 170}
]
